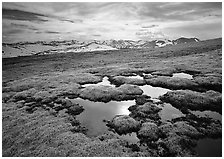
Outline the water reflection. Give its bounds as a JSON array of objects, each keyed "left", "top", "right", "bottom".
[
  {"left": 190, "top": 110, "right": 222, "bottom": 122},
  {"left": 140, "top": 85, "right": 171, "bottom": 98},
  {"left": 172, "top": 72, "right": 193, "bottom": 79},
  {"left": 194, "top": 138, "right": 222, "bottom": 157},
  {"left": 82, "top": 76, "right": 115, "bottom": 87},
  {"left": 158, "top": 103, "right": 185, "bottom": 122},
  {"left": 126, "top": 75, "right": 144, "bottom": 80},
  {"left": 71, "top": 98, "right": 135, "bottom": 137}
]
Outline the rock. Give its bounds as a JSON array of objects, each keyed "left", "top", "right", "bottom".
[
  {"left": 107, "top": 115, "right": 141, "bottom": 135},
  {"left": 159, "top": 90, "right": 222, "bottom": 113},
  {"left": 109, "top": 76, "right": 146, "bottom": 86},
  {"left": 137, "top": 122, "right": 159, "bottom": 141},
  {"left": 66, "top": 103, "right": 84, "bottom": 116},
  {"left": 145, "top": 76, "right": 199, "bottom": 91}
]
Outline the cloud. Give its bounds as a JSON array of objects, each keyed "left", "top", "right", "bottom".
[
  {"left": 45, "top": 31, "right": 60, "bottom": 34},
  {"left": 2, "top": 8, "right": 48, "bottom": 22},
  {"left": 2, "top": 2, "right": 222, "bottom": 42},
  {"left": 141, "top": 25, "right": 159, "bottom": 28}
]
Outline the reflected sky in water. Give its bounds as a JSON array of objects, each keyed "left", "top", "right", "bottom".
[
  {"left": 172, "top": 72, "right": 193, "bottom": 79},
  {"left": 72, "top": 98, "right": 135, "bottom": 137},
  {"left": 140, "top": 85, "right": 171, "bottom": 98}
]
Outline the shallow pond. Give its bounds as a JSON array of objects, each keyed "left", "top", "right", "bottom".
[
  {"left": 190, "top": 110, "right": 222, "bottom": 122},
  {"left": 172, "top": 72, "right": 193, "bottom": 79},
  {"left": 140, "top": 85, "right": 171, "bottom": 98},
  {"left": 72, "top": 98, "right": 135, "bottom": 137},
  {"left": 194, "top": 138, "right": 222, "bottom": 157},
  {"left": 126, "top": 75, "right": 144, "bottom": 80},
  {"left": 158, "top": 103, "right": 185, "bottom": 122},
  {"left": 82, "top": 76, "right": 115, "bottom": 87}
]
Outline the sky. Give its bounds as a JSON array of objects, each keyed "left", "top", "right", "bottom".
[{"left": 2, "top": 2, "right": 222, "bottom": 43}]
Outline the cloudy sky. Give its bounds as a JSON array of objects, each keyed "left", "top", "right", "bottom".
[{"left": 2, "top": 2, "right": 222, "bottom": 43}]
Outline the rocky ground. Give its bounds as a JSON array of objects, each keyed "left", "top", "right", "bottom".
[{"left": 2, "top": 38, "right": 222, "bottom": 156}]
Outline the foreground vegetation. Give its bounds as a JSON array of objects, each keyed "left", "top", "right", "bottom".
[{"left": 2, "top": 38, "right": 222, "bottom": 156}]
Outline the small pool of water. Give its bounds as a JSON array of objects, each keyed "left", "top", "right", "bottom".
[
  {"left": 190, "top": 110, "right": 222, "bottom": 122},
  {"left": 172, "top": 72, "right": 193, "bottom": 79},
  {"left": 82, "top": 76, "right": 115, "bottom": 87},
  {"left": 126, "top": 75, "right": 144, "bottom": 80},
  {"left": 194, "top": 138, "right": 222, "bottom": 157},
  {"left": 71, "top": 98, "right": 135, "bottom": 137},
  {"left": 158, "top": 103, "right": 185, "bottom": 122},
  {"left": 140, "top": 85, "right": 171, "bottom": 98}
]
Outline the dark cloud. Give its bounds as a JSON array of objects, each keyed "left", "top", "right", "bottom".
[
  {"left": 142, "top": 25, "right": 159, "bottom": 28},
  {"left": 138, "top": 2, "right": 222, "bottom": 21},
  {"left": 93, "top": 34, "right": 101, "bottom": 37},
  {"left": 45, "top": 31, "right": 60, "bottom": 34},
  {"left": 2, "top": 8, "right": 48, "bottom": 22}
]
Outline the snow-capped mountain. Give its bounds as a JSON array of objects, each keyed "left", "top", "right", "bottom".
[{"left": 2, "top": 37, "right": 200, "bottom": 58}]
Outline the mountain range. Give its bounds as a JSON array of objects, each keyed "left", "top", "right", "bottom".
[{"left": 2, "top": 37, "right": 200, "bottom": 58}]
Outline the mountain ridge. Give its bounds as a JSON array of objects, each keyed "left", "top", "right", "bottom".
[{"left": 2, "top": 37, "right": 200, "bottom": 58}]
